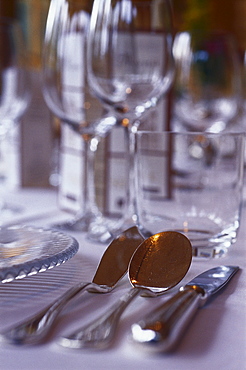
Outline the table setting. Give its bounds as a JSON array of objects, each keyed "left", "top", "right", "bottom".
[
  {"left": 0, "top": 187, "right": 245, "bottom": 370},
  {"left": 0, "top": 0, "right": 246, "bottom": 369}
]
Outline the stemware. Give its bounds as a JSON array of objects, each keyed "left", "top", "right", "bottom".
[
  {"left": 87, "top": 0, "right": 174, "bottom": 229},
  {"left": 0, "top": 17, "right": 30, "bottom": 217},
  {"left": 42, "top": 0, "right": 117, "bottom": 241},
  {"left": 241, "top": 51, "right": 246, "bottom": 125},
  {"left": 172, "top": 30, "right": 242, "bottom": 133}
]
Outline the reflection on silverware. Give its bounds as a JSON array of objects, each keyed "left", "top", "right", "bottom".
[
  {"left": 0, "top": 226, "right": 144, "bottom": 345},
  {"left": 131, "top": 265, "right": 239, "bottom": 352},
  {"left": 58, "top": 231, "right": 192, "bottom": 350}
]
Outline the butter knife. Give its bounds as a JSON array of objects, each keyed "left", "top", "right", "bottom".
[{"left": 131, "top": 265, "right": 239, "bottom": 352}]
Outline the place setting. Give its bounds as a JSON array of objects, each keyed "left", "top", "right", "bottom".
[
  {"left": 0, "top": 223, "right": 240, "bottom": 353},
  {"left": 0, "top": 1, "right": 245, "bottom": 369}
]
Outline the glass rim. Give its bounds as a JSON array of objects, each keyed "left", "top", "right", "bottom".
[{"left": 135, "top": 130, "right": 246, "bottom": 138}]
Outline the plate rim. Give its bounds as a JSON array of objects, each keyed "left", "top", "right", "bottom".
[{"left": 0, "top": 225, "right": 79, "bottom": 283}]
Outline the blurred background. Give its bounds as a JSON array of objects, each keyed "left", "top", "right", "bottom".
[{"left": 1, "top": 0, "right": 246, "bottom": 217}]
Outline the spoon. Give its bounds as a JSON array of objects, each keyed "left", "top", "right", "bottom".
[
  {"left": 0, "top": 226, "right": 144, "bottom": 345},
  {"left": 58, "top": 231, "right": 192, "bottom": 349}
]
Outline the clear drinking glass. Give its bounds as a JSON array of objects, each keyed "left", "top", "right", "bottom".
[
  {"left": 135, "top": 130, "right": 245, "bottom": 258},
  {"left": 42, "top": 0, "right": 117, "bottom": 242},
  {"left": 87, "top": 0, "right": 174, "bottom": 230},
  {"left": 0, "top": 17, "right": 30, "bottom": 217},
  {"left": 173, "top": 31, "right": 242, "bottom": 132}
]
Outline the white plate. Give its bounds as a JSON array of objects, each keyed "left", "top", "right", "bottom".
[{"left": 0, "top": 225, "right": 79, "bottom": 283}]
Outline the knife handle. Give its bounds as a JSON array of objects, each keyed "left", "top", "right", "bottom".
[{"left": 131, "top": 285, "right": 205, "bottom": 352}]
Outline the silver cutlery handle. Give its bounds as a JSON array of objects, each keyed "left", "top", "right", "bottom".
[
  {"left": 58, "top": 288, "right": 140, "bottom": 350},
  {"left": 131, "top": 286, "right": 204, "bottom": 352},
  {"left": 1, "top": 281, "right": 92, "bottom": 345}
]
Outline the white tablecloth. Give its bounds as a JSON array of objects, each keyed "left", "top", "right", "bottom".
[{"left": 0, "top": 188, "right": 245, "bottom": 370}]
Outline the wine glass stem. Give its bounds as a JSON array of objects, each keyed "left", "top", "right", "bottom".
[
  {"left": 82, "top": 137, "right": 100, "bottom": 219},
  {"left": 124, "top": 126, "right": 138, "bottom": 226}
]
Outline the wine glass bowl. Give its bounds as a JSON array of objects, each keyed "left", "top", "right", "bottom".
[
  {"left": 87, "top": 0, "right": 174, "bottom": 229},
  {"left": 173, "top": 30, "right": 242, "bottom": 132},
  {"left": 0, "top": 18, "right": 30, "bottom": 125},
  {"left": 88, "top": 0, "right": 174, "bottom": 127},
  {"left": 0, "top": 17, "right": 30, "bottom": 217},
  {"left": 42, "top": 0, "right": 117, "bottom": 239}
]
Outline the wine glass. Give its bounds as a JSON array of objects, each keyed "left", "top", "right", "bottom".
[
  {"left": 172, "top": 30, "right": 242, "bottom": 133},
  {"left": 0, "top": 17, "right": 30, "bottom": 218},
  {"left": 42, "top": 0, "right": 118, "bottom": 242},
  {"left": 241, "top": 50, "right": 246, "bottom": 127},
  {"left": 87, "top": 0, "right": 174, "bottom": 229}
]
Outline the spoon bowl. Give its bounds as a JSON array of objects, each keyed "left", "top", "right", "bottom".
[{"left": 130, "top": 231, "right": 192, "bottom": 294}]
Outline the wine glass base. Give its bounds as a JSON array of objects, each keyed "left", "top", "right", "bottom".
[
  {"left": 0, "top": 202, "right": 24, "bottom": 224},
  {"left": 51, "top": 213, "right": 119, "bottom": 244},
  {"left": 87, "top": 216, "right": 137, "bottom": 244},
  {"left": 51, "top": 213, "right": 97, "bottom": 233},
  {"left": 52, "top": 219, "right": 88, "bottom": 232},
  {"left": 87, "top": 224, "right": 113, "bottom": 244}
]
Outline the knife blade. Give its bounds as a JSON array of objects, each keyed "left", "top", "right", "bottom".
[{"left": 131, "top": 265, "right": 239, "bottom": 352}]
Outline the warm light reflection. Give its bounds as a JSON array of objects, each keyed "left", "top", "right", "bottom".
[
  {"left": 122, "top": 118, "right": 129, "bottom": 127},
  {"left": 152, "top": 321, "right": 162, "bottom": 331},
  {"left": 84, "top": 101, "right": 91, "bottom": 110},
  {"left": 151, "top": 234, "right": 160, "bottom": 243},
  {"left": 118, "top": 235, "right": 126, "bottom": 242},
  {"left": 183, "top": 221, "right": 189, "bottom": 233}
]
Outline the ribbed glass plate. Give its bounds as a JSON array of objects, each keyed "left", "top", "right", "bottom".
[{"left": 0, "top": 225, "right": 79, "bottom": 283}]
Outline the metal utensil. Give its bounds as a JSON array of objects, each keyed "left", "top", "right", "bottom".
[
  {"left": 0, "top": 226, "right": 144, "bottom": 345},
  {"left": 58, "top": 231, "right": 192, "bottom": 349},
  {"left": 131, "top": 265, "right": 239, "bottom": 352}
]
